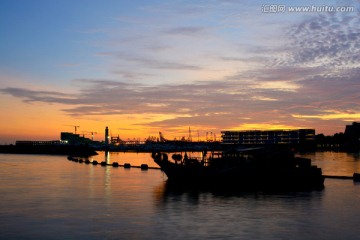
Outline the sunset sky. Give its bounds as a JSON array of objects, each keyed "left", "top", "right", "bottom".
[{"left": 1, "top": 0, "right": 360, "bottom": 144}]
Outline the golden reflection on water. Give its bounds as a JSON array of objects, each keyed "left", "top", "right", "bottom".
[
  {"left": 298, "top": 151, "right": 360, "bottom": 176},
  {"left": 94, "top": 151, "right": 159, "bottom": 168},
  {"left": 2, "top": 152, "right": 360, "bottom": 239}
]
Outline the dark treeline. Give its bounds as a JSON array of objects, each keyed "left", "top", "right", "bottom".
[{"left": 316, "top": 122, "right": 360, "bottom": 152}]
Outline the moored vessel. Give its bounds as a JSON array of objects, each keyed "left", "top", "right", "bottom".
[{"left": 152, "top": 147, "right": 324, "bottom": 190}]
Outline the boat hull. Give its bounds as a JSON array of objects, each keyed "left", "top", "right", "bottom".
[{"left": 153, "top": 151, "right": 324, "bottom": 191}]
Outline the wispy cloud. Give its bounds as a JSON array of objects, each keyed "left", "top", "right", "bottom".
[
  {"left": 162, "top": 26, "right": 207, "bottom": 36},
  {"left": 0, "top": 74, "right": 336, "bottom": 130},
  {"left": 122, "top": 56, "right": 203, "bottom": 70},
  {"left": 0, "top": 87, "right": 77, "bottom": 104}
]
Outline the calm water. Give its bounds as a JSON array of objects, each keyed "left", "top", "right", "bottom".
[{"left": 1, "top": 151, "right": 360, "bottom": 239}]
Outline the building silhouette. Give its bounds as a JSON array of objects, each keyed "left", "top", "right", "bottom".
[
  {"left": 60, "top": 132, "right": 92, "bottom": 145},
  {"left": 344, "top": 122, "right": 360, "bottom": 142},
  {"left": 221, "top": 129, "right": 315, "bottom": 146}
]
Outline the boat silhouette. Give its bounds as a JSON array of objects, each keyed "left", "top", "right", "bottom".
[{"left": 152, "top": 147, "right": 324, "bottom": 191}]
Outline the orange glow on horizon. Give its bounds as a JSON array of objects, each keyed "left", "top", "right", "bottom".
[{"left": 0, "top": 95, "right": 351, "bottom": 144}]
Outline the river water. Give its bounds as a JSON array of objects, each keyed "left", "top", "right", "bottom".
[{"left": 1, "top": 151, "right": 360, "bottom": 239}]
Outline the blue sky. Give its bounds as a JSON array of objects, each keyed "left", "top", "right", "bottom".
[{"left": 1, "top": 0, "right": 360, "bottom": 142}]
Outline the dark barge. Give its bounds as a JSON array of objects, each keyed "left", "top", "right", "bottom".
[{"left": 152, "top": 147, "right": 324, "bottom": 191}]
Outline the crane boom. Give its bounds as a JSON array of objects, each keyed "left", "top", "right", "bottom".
[{"left": 65, "top": 125, "right": 80, "bottom": 134}]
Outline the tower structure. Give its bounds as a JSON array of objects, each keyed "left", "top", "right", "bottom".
[{"left": 105, "top": 126, "right": 109, "bottom": 144}]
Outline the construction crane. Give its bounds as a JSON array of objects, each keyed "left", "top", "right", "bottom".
[
  {"left": 89, "top": 132, "right": 97, "bottom": 141},
  {"left": 81, "top": 131, "right": 97, "bottom": 141},
  {"left": 65, "top": 125, "right": 80, "bottom": 134}
]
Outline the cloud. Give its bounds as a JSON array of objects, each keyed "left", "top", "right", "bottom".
[
  {"left": 3, "top": 54, "right": 359, "bottom": 131},
  {"left": 123, "top": 56, "right": 203, "bottom": 70},
  {"left": 286, "top": 12, "right": 360, "bottom": 68},
  {"left": 162, "top": 26, "right": 207, "bottom": 36},
  {"left": 2, "top": 1, "right": 360, "bottom": 135},
  {"left": 292, "top": 110, "right": 360, "bottom": 121},
  {"left": 0, "top": 79, "right": 287, "bottom": 113},
  {"left": 0, "top": 87, "right": 77, "bottom": 104},
  {"left": 251, "top": 96, "right": 278, "bottom": 101},
  {"left": 97, "top": 52, "right": 203, "bottom": 71},
  {"left": 0, "top": 75, "right": 320, "bottom": 131},
  {"left": 111, "top": 70, "right": 155, "bottom": 80}
]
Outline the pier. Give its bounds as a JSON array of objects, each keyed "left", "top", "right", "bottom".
[
  {"left": 323, "top": 175, "right": 353, "bottom": 180},
  {"left": 324, "top": 173, "right": 360, "bottom": 181}
]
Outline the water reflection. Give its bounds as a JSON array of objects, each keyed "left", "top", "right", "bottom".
[
  {"left": 298, "top": 151, "right": 360, "bottom": 176},
  {"left": 2, "top": 153, "right": 360, "bottom": 239},
  {"left": 104, "top": 163, "right": 112, "bottom": 205},
  {"left": 95, "top": 151, "right": 159, "bottom": 168},
  {"left": 151, "top": 179, "right": 326, "bottom": 240},
  {"left": 154, "top": 179, "right": 324, "bottom": 207},
  {"left": 98, "top": 150, "right": 360, "bottom": 177},
  {"left": 105, "top": 150, "right": 110, "bottom": 165}
]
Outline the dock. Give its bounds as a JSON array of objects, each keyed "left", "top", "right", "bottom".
[
  {"left": 324, "top": 173, "right": 360, "bottom": 181},
  {"left": 323, "top": 175, "right": 354, "bottom": 180}
]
